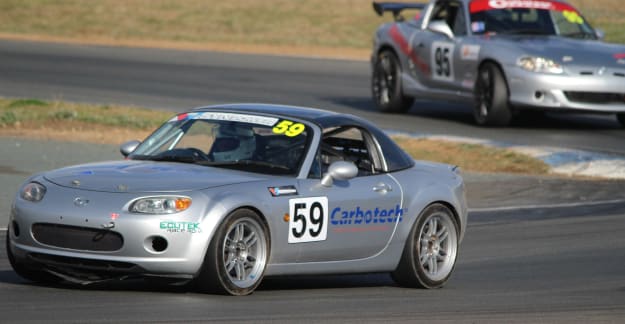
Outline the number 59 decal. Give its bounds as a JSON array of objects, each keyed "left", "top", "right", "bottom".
[
  {"left": 431, "top": 41, "right": 455, "bottom": 82},
  {"left": 288, "top": 197, "right": 328, "bottom": 243}
]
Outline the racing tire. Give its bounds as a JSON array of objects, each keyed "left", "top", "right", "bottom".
[
  {"left": 473, "top": 62, "right": 513, "bottom": 126},
  {"left": 392, "top": 203, "right": 459, "bottom": 289},
  {"left": 6, "top": 225, "right": 59, "bottom": 284},
  {"left": 617, "top": 113, "right": 625, "bottom": 127},
  {"left": 372, "top": 50, "right": 414, "bottom": 113},
  {"left": 195, "top": 209, "right": 270, "bottom": 295}
]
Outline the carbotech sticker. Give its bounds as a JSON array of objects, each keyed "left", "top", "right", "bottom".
[{"left": 330, "top": 205, "right": 404, "bottom": 226}]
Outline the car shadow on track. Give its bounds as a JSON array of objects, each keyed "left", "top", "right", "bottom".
[
  {"left": 0, "top": 269, "right": 398, "bottom": 295},
  {"left": 259, "top": 273, "right": 397, "bottom": 291}
]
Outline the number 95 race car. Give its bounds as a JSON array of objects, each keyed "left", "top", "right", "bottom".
[
  {"left": 372, "top": 0, "right": 625, "bottom": 126},
  {"left": 6, "top": 104, "right": 467, "bottom": 295}
]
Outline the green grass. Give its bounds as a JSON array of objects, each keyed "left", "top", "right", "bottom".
[
  {"left": 0, "top": 0, "right": 622, "bottom": 55},
  {"left": 0, "top": 97, "right": 550, "bottom": 175},
  {"left": 0, "top": 98, "right": 171, "bottom": 129}
]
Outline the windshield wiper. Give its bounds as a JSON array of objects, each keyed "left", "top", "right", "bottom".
[
  {"left": 561, "top": 32, "right": 596, "bottom": 39},
  {"left": 501, "top": 29, "right": 553, "bottom": 35},
  {"left": 134, "top": 154, "right": 199, "bottom": 164},
  {"left": 200, "top": 160, "right": 292, "bottom": 173}
]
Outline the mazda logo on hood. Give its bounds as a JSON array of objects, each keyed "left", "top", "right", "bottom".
[{"left": 73, "top": 197, "right": 90, "bottom": 207}]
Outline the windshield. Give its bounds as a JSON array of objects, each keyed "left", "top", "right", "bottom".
[
  {"left": 129, "top": 112, "right": 311, "bottom": 175},
  {"left": 469, "top": 0, "right": 596, "bottom": 39}
]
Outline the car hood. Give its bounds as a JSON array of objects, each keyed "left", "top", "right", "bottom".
[
  {"left": 490, "top": 35, "right": 625, "bottom": 67},
  {"left": 43, "top": 160, "right": 267, "bottom": 193}
]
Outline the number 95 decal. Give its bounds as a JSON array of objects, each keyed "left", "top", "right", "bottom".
[
  {"left": 288, "top": 197, "right": 328, "bottom": 243},
  {"left": 431, "top": 41, "right": 454, "bottom": 82}
]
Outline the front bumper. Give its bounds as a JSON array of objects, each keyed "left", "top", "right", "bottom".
[
  {"left": 7, "top": 183, "right": 222, "bottom": 279},
  {"left": 506, "top": 67, "right": 625, "bottom": 113}
]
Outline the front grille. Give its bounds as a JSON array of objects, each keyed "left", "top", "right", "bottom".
[
  {"left": 32, "top": 223, "right": 124, "bottom": 252},
  {"left": 28, "top": 253, "right": 140, "bottom": 273},
  {"left": 564, "top": 91, "right": 625, "bottom": 104}
]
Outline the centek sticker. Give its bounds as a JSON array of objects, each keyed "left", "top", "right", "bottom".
[
  {"left": 288, "top": 197, "right": 328, "bottom": 243},
  {"left": 160, "top": 221, "right": 202, "bottom": 233}
]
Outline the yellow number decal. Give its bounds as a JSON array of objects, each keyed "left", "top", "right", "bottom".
[
  {"left": 273, "top": 120, "right": 293, "bottom": 134},
  {"left": 563, "top": 10, "right": 584, "bottom": 24},
  {"left": 285, "top": 123, "right": 305, "bottom": 137},
  {"left": 273, "top": 120, "right": 305, "bottom": 137}
]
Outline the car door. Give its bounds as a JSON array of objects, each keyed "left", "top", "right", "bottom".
[
  {"left": 419, "top": 0, "right": 473, "bottom": 92},
  {"left": 288, "top": 126, "right": 403, "bottom": 263}
]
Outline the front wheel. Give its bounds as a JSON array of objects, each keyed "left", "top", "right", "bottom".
[
  {"left": 195, "top": 209, "right": 270, "bottom": 295},
  {"left": 371, "top": 50, "right": 414, "bottom": 113},
  {"left": 473, "top": 62, "right": 513, "bottom": 126},
  {"left": 392, "top": 204, "right": 459, "bottom": 289}
]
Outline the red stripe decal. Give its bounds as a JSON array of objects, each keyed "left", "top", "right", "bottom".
[{"left": 388, "top": 24, "right": 430, "bottom": 75}]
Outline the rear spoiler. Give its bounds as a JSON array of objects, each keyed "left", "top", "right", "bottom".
[{"left": 373, "top": 2, "right": 427, "bottom": 21}]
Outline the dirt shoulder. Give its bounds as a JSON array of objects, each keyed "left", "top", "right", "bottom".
[{"left": 0, "top": 32, "right": 369, "bottom": 61}]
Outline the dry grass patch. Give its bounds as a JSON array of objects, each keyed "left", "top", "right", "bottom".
[
  {"left": 393, "top": 136, "right": 550, "bottom": 175},
  {"left": 0, "top": 0, "right": 623, "bottom": 61}
]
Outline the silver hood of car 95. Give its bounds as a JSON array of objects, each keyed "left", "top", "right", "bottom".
[
  {"left": 494, "top": 36, "right": 625, "bottom": 68},
  {"left": 43, "top": 160, "right": 265, "bottom": 193}
]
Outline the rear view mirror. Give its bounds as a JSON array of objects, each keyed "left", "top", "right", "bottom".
[
  {"left": 321, "top": 161, "right": 358, "bottom": 187},
  {"left": 120, "top": 140, "right": 141, "bottom": 157},
  {"left": 428, "top": 20, "right": 454, "bottom": 39}
]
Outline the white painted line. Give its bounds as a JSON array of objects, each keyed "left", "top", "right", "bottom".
[
  {"left": 0, "top": 227, "right": 6, "bottom": 231},
  {"left": 469, "top": 198, "right": 625, "bottom": 213}
]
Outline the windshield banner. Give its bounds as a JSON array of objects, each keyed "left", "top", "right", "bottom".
[{"left": 469, "top": 0, "right": 576, "bottom": 13}]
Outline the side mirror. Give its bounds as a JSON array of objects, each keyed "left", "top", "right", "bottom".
[
  {"left": 120, "top": 140, "right": 141, "bottom": 157},
  {"left": 594, "top": 28, "right": 605, "bottom": 40},
  {"left": 427, "top": 20, "right": 454, "bottom": 39},
  {"left": 321, "top": 161, "right": 358, "bottom": 187}
]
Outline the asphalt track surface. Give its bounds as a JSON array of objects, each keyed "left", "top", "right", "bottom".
[
  {"left": 1, "top": 39, "right": 625, "bottom": 154},
  {"left": 1, "top": 39, "right": 625, "bottom": 322}
]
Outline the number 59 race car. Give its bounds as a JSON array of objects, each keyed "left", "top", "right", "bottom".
[
  {"left": 6, "top": 104, "right": 467, "bottom": 295},
  {"left": 372, "top": 0, "right": 625, "bottom": 126}
]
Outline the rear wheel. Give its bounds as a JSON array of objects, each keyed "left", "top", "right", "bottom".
[
  {"left": 372, "top": 50, "right": 414, "bottom": 113},
  {"left": 195, "top": 209, "right": 270, "bottom": 295},
  {"left": 473, "top": 62, "right": 513, "bottom": 126},
  {"left": 617, "top": 113, "right": 625, "bottom": 127},
  {"left": 392, "top": 204, "right": 459, "bottom": 289}
]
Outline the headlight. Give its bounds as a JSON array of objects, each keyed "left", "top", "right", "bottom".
[
  {"left": 21, "top": 182, "right": 46, "bottom": 202},
  {"left": 129, "top": 196, "right": 192, "bottom": 214},
  {"left": 517, "top": 56, "right": 563, "bottom": 74}
]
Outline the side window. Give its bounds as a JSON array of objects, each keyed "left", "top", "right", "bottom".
[
  {"left": 451, "top": 3, "right": 467, "bottom": 36},
  {"left": 431, "top": 1, "right": 466, "bottom": 36},
  {"left": 315, "top": 126, "right": 383, "bottom": 177}
]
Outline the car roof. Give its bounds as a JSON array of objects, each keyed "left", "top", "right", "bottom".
[{"left": 191, "top": 103, "right": 416, "bottom": 172}]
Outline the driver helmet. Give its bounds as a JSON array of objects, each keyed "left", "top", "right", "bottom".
[{"left": 211, "top": 123, "right": 256, "bottom": 162}]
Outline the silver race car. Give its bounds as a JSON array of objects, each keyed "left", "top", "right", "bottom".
[
  {"left": 372, "top": 0, "right": 625, "bottom": 126},
  {"left": 6, "top": 104, "right": 467, "bottom": 295}
]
